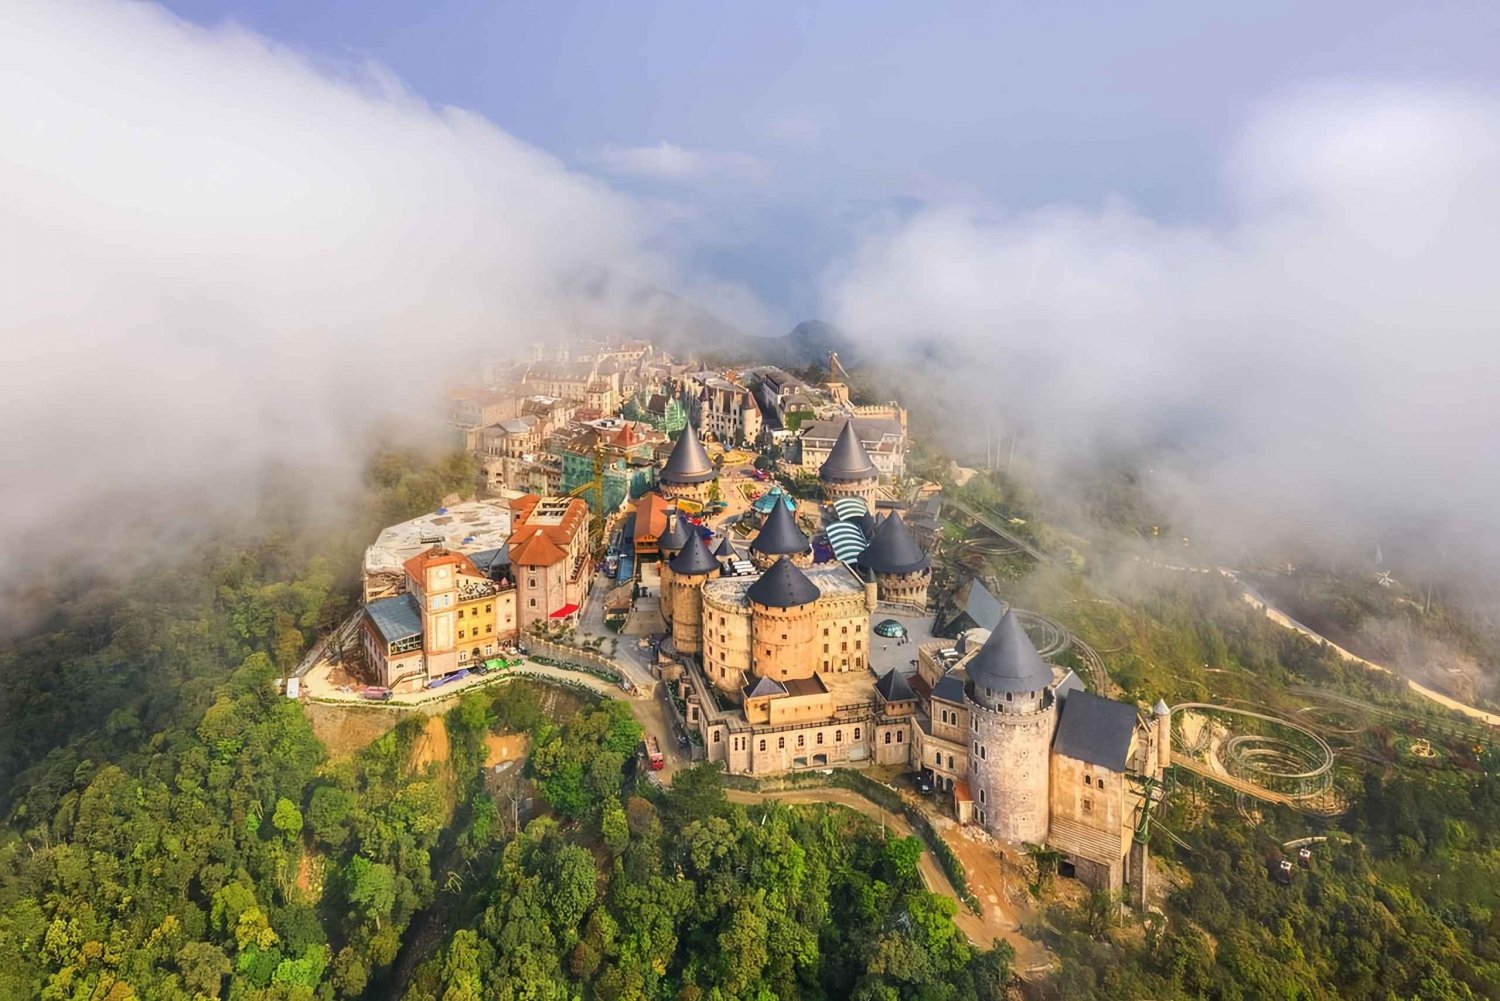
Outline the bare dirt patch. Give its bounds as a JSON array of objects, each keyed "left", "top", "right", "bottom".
[
  {"left": 304, "top": 701, "right": 406, "bottom": 761},
  {"left": 483, "top": 732, "right": 531, "bottom": 768},
  {"left": 408, "top": 714, "right": 450, "bottom": 773}
]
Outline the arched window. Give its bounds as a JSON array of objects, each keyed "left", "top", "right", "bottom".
[
  {"left": 854, "top": 727, "right": 862, "bottom": 740},
  {"left": 713, "top": 730, "right": 721, "bottom": 743},
  {"left": 896, "top": 731, "right": 904, "bottom": 743},
  {"left": 759, "top": 740, "right": 766, "bottom": 752},
  {"left": 816, "top": 732, "right": 824, "bottom": 745},
  {"left": 778, "top": 737, "right": 785, "bottom": 749},
  {"left": 884, "top": 732, "right": 892, "bottom": 745},
  {"left": 835, "top": 730, "right": 843, "bottom": 743}
]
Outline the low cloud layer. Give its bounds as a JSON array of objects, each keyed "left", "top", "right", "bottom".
[
  {"left": 0, "top": 1, "right": 695, "bottom": 597},
  {"left": 598, "top": 141, "right": 770, "bottom": 184},
  {"left": 826, "top": 85, "right": 1500, "bottom": 564}
]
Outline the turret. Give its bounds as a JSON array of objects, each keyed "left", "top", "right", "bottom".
[
  {"left": 657, "top": 423, "right": 718, "bottom": 504},
  {"left": 1154, "top": 698, "right": 1171, "bottom": 771},
  {"left": 818, "top": 420, "right": 879, "bottom": 508}
]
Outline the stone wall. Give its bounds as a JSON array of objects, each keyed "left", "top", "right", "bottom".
[{"left": 971, "top": 699, "right": 1057, "bottom": 844}]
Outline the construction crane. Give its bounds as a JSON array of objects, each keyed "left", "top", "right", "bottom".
[{"left": 567, "top": 440, "right": 608, "bottom": 543}]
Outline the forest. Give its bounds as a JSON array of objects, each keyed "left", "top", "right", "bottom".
[{"left": 5, "top": 447, "right": 1500, "bottom": 999}]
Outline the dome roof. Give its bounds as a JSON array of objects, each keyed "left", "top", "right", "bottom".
[
  {"left": 658, "top": 514, "right": 691, "bottom": 553},
  {"left": 819, "top": 421, "right": 878, "bottom": 482},
  {"left": 966, "top": 610, "right": 1053, "bottom": 695},
  {"left": 750, "top": 499, "right": 809, "bottom": 557},
  {"left": 746, "top": 557, "right": 820, "bottom": 609},
  {"left": 861, "top": 511, "right": 929, "bottom": 575},
  {"left": 669, "top": 532, "right": 718, "bottom": 575},
  {"left": 659, "top": 423, "right": 716, "bottom": 484}
]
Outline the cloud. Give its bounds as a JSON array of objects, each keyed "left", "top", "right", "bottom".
[
  {"left": 598, "top": 141, "right": 770, "bottom": 183},
  {"left": 825, "top": 84, "right": 1500, "bottom": 562},
  {"left": 0, "top": 1, "right": 712, "bottom": 614}
]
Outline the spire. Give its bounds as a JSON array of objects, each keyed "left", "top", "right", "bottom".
[
  {"left": 659, "top": 423, "right": 716, "bottom": 484},
  {"left": 658, "top": 513, "right": 690, "bottom": 554},
  {"left": 860, "top": 511, "right": 929, "bottom": 575},
  {"left": 966, "top": 610, "right": 1053, "bottom": 694},
  {"left": 669, "top": 532, "right": 718, "bottom": 575},
  {"left": 746, "top": 557, "right": 820, "bottom": 609},
  {"left": 819, "top": 420, "right": 878, "bottom": 482},
  {"left": 1154, "top": 698, "right": 1170, "bottom": 717},
  {"left": 750, "top": 498, "right": 809, "bottom": 557}
]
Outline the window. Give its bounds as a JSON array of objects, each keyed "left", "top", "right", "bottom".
[
  {"left": 972, "top": 761, "right": 978, "bottom": 773},
  {"left": 457, "top": 609, "right": 465, "bottom": 619},
  {"left": 979, "top": 789, "right": 986, "bottom": 805},
  {"left": 759, "top": 740, "right": 766, "bottom": 752},
  {"left": 979, "top": 745, "right": 985, "bottom": 759},
  {"left": 1006, "top": 691, "right": 1013, "bottom": 702},
  {"left": 713, "top": 731, "right": 721, "bottom": 744},
  {"left": 782, "top": 633, "right": 788, "bottom": 640},
  {"left": 1084, "top": 776, "right": 1092, "bottom": 787},
  {"left": 824, "top": 644, "right": 829, "bottom": 653},
  {"left": 1097, "top": 778, "right": 1105, "bottom": 791},
  {"left": 842, "top": 642, "right": 848, "bottom": 652},
  {"left": 816, "top": 732, "right": 824, "bottom": 745},
  {"left": 896, "top": 731, "right": 903, "bottom": 743},
  {"left": 855, "top": 639, "right": 861, "bottom": 650},
  {"left": 1083, "top": 799, "right": 1093, "bottom": 814},
  {"left": 973, "top": 742, "right": 979, "bottom": 754},
  {"left": 854, "top": 727, "right": 861, "bottom": 740},
  {"left": 529, "top": 577, "right": 536, "bottom": 587},
  {"left": 934, "top": 751, "right": 941, "bottom": 764},
  {"left": 458, "top": 629, "right": 466, "bottom": 639},
  {"left": 842, "top": 626, "right": 848, "bottom": 635},
  {"left": 797, "top": 735, "right": 805, "bottom": 748},
  {"left": 884, "top": 732, "right": 892, "bottom": 745},
  {"left": 486, "top": 624, "right": 493, "bottom": 633},
  {"left": 486, "top": 604, "right": 492, "bottom": 613},
  {"left": 835, "top": 730, "right": 843, "bottom": 742},
  {"left": 947, "top": 754, "right": 954, "bottom": 769},
  {"left": 529, "top": 598, "right": 537, "bottom": 607}
]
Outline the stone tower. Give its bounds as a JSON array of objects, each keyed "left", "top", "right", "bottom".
[
  {"left": 818, "top": 420, "right": 879, "bottom": 510},
  {"left": 965, "top": 611, "right": 1058, "bottom": 844},
  {"left": 662, "top": 533, "right": 719, "bottom": 655},
  {"left": 860, "top": 511, "right": 931, "bottom": 608},
  {"left": 657, "top": 422, "right": 718, "bottom": 505},
  {"left": 749, "top": 497, "right": 812, "bottom": 570},
  {"left": 1154, "top": 698, "right": 1171, "bottom": 772},
  {"left": 746, "top": 557, "right": 821, "bottom": 683}
]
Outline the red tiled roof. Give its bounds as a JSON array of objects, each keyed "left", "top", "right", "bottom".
[{"left": 402, "top": 547, "right": 481, "bottom": 582}]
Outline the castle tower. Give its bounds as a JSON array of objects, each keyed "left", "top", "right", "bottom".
[
  {"left": 663, "top": 533, "right": 719, "bottom": 655},
  {"left": 746, "top": 558, "right": 821, "bottom": 683},
  {"left": 965, "top": 611, "right": 1058, "bottom": 844},
  {"left": 818, "top": 420, "right": 880, "bottom": 509},
  {"left": 860, "top": 511, "right": 931, "bottom": 608},
  {"left": 749, "top": 498, "right": 812, "bottom": 570},
  {"left": 1154, "top": 698, "right": 1171, "bottom": 772},
  {"left": 657, "top": 422, "right": 718, "bottom": 505},
  {"left": 657, "top": 514, "right": 691, "bottom": 619}
]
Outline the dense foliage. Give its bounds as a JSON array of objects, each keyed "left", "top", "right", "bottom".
[{"left": 404, "top": 764, "right": 1013, "bottom": 1001}]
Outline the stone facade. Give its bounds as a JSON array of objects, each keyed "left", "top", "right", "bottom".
[
  {"left": 874, "top": 567, "right": 931, "bottom": 608},
  {"left": 821, "top": 474, "right": 880, "bottom": 510},
  {"left": 968, "top": 696, "right": 1057, "bottom": 844},
  {"left": 656, "top": 476, "right": 714, "bottom": 506}
]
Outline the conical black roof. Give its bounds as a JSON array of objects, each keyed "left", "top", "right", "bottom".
[
  {"left": 746, "top": 557, "right": 820, "bottom": 608},
  {"left": 750, "top": 498, "right": 809, "bottom": 557},
  {"left": 875, "top": 668, "right": 916, "bottom": 703},
  {"left": 819, "top": 420, "right": 878, "bottom": 482},
  {"left": 966, "top": 610, "right": 1053, "bottom": 694},
  {"left": 669, "top": 532, "right": 718, "bottom": 575},
  {"left": 861, "top": 511, "right": 929, "bottom": 574},
  {"left": 660, "top": 423, "right": 716, "bottom": 484},
  {"left": 715, "top": 536, "right": 737, "bottom": 559},
  {"left": 658, "top": 514, "right": 690, "bottom": 554}
]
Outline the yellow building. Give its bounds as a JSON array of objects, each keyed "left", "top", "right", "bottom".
[{"left": 361, "top": 547, "right": 517, "bottom": 691}]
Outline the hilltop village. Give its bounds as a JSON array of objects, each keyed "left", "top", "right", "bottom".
[{"left": 315, "top": 340, "right": 1173, "bottom": 905}]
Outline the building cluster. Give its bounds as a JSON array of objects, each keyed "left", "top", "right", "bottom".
[
  {"left": 450, "top": 341, "right": 911, "bottom": 525},
  {"left": 640, "top": 424, "right": 1164, "bottom": 904},
  {"left": 359, "top": 494, "right": 591, "bottom": 692}
]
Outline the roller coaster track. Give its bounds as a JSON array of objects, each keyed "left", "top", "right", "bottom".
[
  {"left": 946, "top": 498, "right": 1051, "bottom": 563},
  {"left": 1168, "top": 702, "right": 1342, "bottom": 815}
]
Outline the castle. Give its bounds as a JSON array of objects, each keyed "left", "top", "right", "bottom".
[{"left": 654, "top": 433, "right": 1167, "bottom": 903}]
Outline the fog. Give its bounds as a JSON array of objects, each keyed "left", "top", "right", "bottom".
[
  {"left": 825, "top": 84, "right": 1500, "bottom": 568},
  {"left": 0, "top": 1, "right": 710, "bottom": 615}
]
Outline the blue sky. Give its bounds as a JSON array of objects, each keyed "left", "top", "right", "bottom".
[{"left": 159, "top": 0, "right": 1500, "bottom": 326}]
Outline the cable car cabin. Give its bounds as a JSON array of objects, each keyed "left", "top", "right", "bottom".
[
  {"left": 1298, "top": 847, "right": 1313, "bottom": 867},
  {"left": 1275, "top": 859, "right": 1294, "bottom": 885}
]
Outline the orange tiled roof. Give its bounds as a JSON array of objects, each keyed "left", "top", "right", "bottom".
[
  {"left": 633, "top": 491, "right": 671, "bottom": 542},
  {"left": 402, "top": 546, "right": 481, "bottom": 582},
  {"left": 508, "top": 527, "right": 567, "bottom": 567},
  {"left": 509, "top": 495, "right": 589, "bottom": 567}
]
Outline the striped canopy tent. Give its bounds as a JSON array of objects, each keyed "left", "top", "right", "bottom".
[
  {"left": 825, "top": 520, "right": 869, "bottom": 564},
  {"left": 832, "top": 496, "right": 869, "bottom": 521}
]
